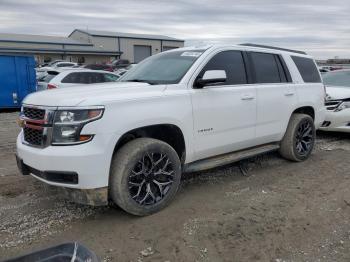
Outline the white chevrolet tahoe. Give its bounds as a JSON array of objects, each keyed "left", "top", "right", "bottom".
[{"left": 16, "top": 44, "right": 326, "bottom": 216}]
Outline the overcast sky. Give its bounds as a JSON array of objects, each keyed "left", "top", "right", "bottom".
[{"left": 0, "top": 0, "right": 349, "bottom": 59}]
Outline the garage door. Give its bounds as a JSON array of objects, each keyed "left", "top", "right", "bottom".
[{"left": 134, "top": 45, "right": 151, "bottom": 63}]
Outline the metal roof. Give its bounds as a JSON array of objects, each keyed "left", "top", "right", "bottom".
[
  {"left": 70, "top": 29, "right": 184, "bottom": 42},
  {"left": 0, "top": 46, "right": 121, "bottom": 55},
  {"left": 0, "top": 33, "right": 93, "bottom": 46}
]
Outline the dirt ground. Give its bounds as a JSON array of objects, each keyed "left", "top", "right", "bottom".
[{"left": 0, "top": 111, "right": 350, "bottom": 262}]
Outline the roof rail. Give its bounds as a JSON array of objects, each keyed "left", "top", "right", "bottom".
[{"left": 240, "top": 43, "right": 307, "bottom": 55}]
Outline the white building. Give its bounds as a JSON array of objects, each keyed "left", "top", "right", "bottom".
[{"left": 0, "top": 29, "right": 185, "bottom": 64}]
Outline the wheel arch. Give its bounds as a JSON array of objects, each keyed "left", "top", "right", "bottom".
[
  {"left": 292, "top": 106, "right": 315, "bottom": 120},
  {"left": 113, "top": 124, "right": 187, "bottom": 164}
]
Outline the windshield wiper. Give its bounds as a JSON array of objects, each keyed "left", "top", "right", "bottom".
[{"left": 125, "top": 79, "right": 156, "bottom": 85}]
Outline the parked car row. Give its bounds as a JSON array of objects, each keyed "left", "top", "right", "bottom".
[
  {"left": 37, "top": 69, "right": 120, "bottom": 91},
  {"left": 35, "top": 59, "right": 137, "bottom": 88},
  {"left": 318, "top": 65, "right": 346, "bottom": 73},
  {"left": 36, "top": 61, "right": 79, "bottom": 79},
  {"left": 83, "top": 64, "right": 115, "bottom": 72},
  {"left": 37, "top": 59, "right": 131, "bottom": 71},
  {"left": 34, "top": 59, "right": 138, "bottom": 91}
]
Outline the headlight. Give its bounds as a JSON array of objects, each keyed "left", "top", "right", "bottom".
[
  {"left": 335, "top": 101, "right": 350, "bottom": 112},
  {"left": 52, "top": 107, "right": 104, "bottom": 145}
]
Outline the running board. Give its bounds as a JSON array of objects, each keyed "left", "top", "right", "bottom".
[{"left": 183, "top": 143, "right": 280, "bottom": 173}]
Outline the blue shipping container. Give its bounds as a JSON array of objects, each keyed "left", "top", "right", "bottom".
[{"left": 0, "top": 55, "right": 36, "bottom": 109}]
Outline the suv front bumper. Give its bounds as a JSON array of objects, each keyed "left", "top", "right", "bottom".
[
  {"left": 16, "top": 154, "right": 108, "bottom": 206},
  {"left": 16, "top": 131, "right": 118, "bottom": 205}
]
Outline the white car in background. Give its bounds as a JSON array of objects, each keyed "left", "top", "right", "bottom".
[
  {"left": 37, "top": 69, "right": 120, "bottom": 91},
  {"left": 320, "top": 69, "right": 350, "bottom": 132},
  {"left": 36, "top": 62, "right": 78, "bottom": 79},
  {"left": 39, "top": 60, "right": 65, "bottom": 68}
]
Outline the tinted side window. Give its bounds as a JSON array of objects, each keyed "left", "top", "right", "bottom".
[
  {"left": 291, "top": 56, "right": 321, "bottom": 83},
  {"left": 56, "top": 63, "right": 74, "bottom": 68},
  {"left": 80, "top": 73, "right": 94, "bottom": 84},
  {"left": 61, "top": 72, "right": 102, "bottom": 84},
  {"left": 61, "top": 72, "right": 81, "bottom": 83},
  {"left": 250, "top": 52, "right": 282, "bottom": 83},
  {"left": 199, "top": 51, "right": 247, "bottom": 85},
  {"left": 84, "top": 73, "right": 105, "bottom": 84}
]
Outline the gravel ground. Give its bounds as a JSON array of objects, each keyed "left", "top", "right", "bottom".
[{"left": 0, "top": 112, "right": 349, "bottom": 261}]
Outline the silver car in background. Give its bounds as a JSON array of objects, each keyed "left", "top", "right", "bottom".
[{"left": 321, "top": 69, "right": 350, "bottom": 133}]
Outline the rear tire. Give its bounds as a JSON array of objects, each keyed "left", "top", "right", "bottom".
[
  {"left": 279, "top": 113, "right": 316, "bottom": 162},
  {"left": 109, "top": 138, "right": 181, "bottom": 216}
]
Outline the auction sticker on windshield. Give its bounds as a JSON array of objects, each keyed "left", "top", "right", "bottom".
[{"left": 181, "top": 52, "right": 202, "bottom": 57}]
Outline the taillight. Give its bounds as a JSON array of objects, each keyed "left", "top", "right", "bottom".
[{"left": 47, "top": 83, "right": 57, "bottom": 89}]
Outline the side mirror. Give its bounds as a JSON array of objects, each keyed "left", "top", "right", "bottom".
[{"left": 195, "top": 70, "right": 227, "bottom": 88}]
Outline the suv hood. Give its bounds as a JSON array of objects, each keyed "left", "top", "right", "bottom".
[
  {"left": 326, "top": 85, "right": 350, "bottom": 100},
  {"left": 23, "top": 82, "right": 166, "bottom": 107}
]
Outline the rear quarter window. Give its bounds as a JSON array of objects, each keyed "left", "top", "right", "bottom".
[
  {"left": 250, "top": 52, "right": 289, "bottom": 83},
  {"left": 291, "top": 56, "right": 321, "bottom": 83}
]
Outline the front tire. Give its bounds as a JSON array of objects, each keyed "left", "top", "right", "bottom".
[
  {"left": 109, "top": 138, "right": 182, "bottom": 216},
  {"left": 279, "top": 113, "right": 316, "bottom": 162}
]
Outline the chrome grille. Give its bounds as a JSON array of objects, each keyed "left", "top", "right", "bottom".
[
  {"left": 23, "top": 127, "right": 44, "bottom": 146},
  {"left": 21, "top": 106, "right": 49, "bottom": 147},
  {"left": 325, "top": 100, "right": 341, "bottom": 111},
  {"left": 23, "top": 107, "right": 45, "bottom": 120}
]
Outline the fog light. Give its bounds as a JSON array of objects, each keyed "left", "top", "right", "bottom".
[{"left": 321, "top": 121, "right": 331, "bottom": 127}]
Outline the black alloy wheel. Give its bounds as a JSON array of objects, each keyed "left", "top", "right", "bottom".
[
  {"left": 128, "top": 152, "right": 175, "bottom": 206},
  {"left": 295, "top": 120, "right": 314, "bottom": 156}
]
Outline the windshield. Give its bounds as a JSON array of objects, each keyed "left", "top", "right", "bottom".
[
  {"left": 120, "top": 50, "right": 204, "bottom": 85},
  {"left": 322, "top": 70, "right": 350, "bottom": 87}
]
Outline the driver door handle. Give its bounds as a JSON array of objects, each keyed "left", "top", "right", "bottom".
[
  {"left": 241, "top": 94, "right": 255, "bottom": 101},
  {"left": 284, "top": 92, "right": 295, "bottom": 96}
]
